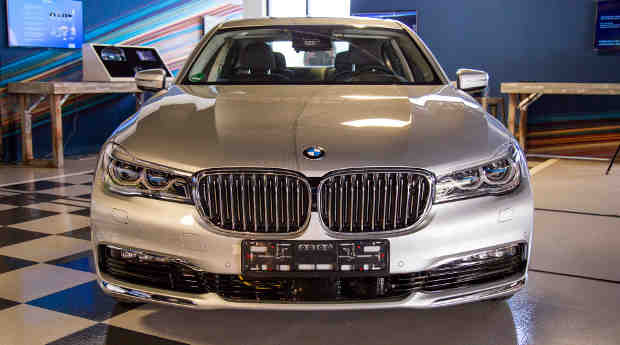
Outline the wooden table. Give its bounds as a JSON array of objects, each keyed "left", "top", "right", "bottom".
[
  {"left": 8, "top": 82, "right": 143, "bottom": 168},
  {"left": 500, "top": 82, "right": 620, "bottom": 151}
]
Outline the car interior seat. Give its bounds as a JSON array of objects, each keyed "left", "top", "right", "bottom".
[{"left": 234, "top": 42, "right": 289, "bottom": 81}]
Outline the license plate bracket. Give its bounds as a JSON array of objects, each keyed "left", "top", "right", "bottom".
[{"left": 241, "top": 240, "right": 389, "bottom": 278}]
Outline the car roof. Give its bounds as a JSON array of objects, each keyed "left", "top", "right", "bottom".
[{"left": 219, "top": 17, "right": 405, "bottom": 30}]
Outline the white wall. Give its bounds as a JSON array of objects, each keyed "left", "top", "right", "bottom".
[
  {"left": 243, "top": 0, "right": 267, "bottom": 18},
  {"left": 308, "top": 0, "right": 350, "bottom": 17},
  {"left": 243, "top": 0, "right": 350, "bottom": 18}
]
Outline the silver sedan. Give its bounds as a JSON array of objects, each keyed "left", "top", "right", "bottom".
[{"left": 91, "top": 17, "right": 533, "bottom": 310}]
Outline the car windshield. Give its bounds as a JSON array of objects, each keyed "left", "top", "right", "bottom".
[{"left": 184, "top": 25, "right": 442, "bottom": 85}]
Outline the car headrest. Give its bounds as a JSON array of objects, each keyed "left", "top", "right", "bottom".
[
  {"left": 334, "top": 51, "right": 352, "bottom": 71},
  {"left": 273, "top": 52, "right": 287, "bottom": 70},
  {"left": 240, "top": 42, "right": 276, "bottom": 73}
]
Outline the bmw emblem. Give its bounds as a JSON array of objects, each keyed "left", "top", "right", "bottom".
[{"left": 303, "top": 146, "right": 325, "bottom": 160}]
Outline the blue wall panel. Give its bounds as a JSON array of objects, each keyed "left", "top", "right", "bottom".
[
  {"left": 352, "top": 0, "right": 620, "bottom": 155},
  {"left": 352, "top": 0, "right": 620, "bottom": 95}
]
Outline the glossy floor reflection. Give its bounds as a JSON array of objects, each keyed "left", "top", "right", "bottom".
[
  {"left": 92, "top": 270, "right": 620, "bottom": 345},
  {"left": 0, "top": 159, "right": 619, "bottom": 345},
  {"left": 105, "top": 300, "right": 520, "bottom": 345}
]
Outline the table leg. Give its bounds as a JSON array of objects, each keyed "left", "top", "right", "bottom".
[
  {"left": 518, "top": 94, "right": 528, "bottom": 151},
  {"left": 606, "top": 144, "right": 620, "bottom": 175},
  {"left": 507, "top": 94, "right": 518, "bottom": 137},
  {"left": 481, "top": 97, "right": 488, "bottom": 112},
  {"left": 498, "top": 100, "right": 505, "bottom": 126},
  {"left": 19, "top": 95, "right": 34, "bottom": 162},
  {"left": 50, "top": 95, "right": 65, "bottom": 168}
]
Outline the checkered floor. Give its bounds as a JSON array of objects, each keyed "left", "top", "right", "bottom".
[
  {"left": 2, "top": 163, "right": 620, "bottom": 345},
  {"left": 0, "top": 173, "right": 186, "bottom": 345}
]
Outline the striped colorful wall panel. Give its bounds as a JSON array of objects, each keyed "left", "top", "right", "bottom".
[
  {"left": 0, "top": 0, "right": 242, "bottom": 161},
  {"left": 526, "top": 119, "right": 620, "bottom": 158},
  {"left": 524, "top": 95, "right": 620, "bottom": 157}
]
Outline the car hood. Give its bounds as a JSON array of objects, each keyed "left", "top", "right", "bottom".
[{"left": 115, "top": 84, "right": 511, "bottom": 177}]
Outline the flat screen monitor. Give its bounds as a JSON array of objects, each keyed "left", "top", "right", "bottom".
[
  {"left": 595, "top": 1, "right": 620, "bottom": 51},
  {"left": 82, "top": 44, "right": 173, "bottom": 82},
  {"left": 6, "top": 0, "right": 83, "bottom": 48},
  {"left": 352, "top": 10, "right": 418, "bottom": 32}
]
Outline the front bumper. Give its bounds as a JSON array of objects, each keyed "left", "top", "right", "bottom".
[
  {"left": 98, "top": 273, "right": 526, "bottom": 310},
  {"left": 91, "top": 167, "right": 533, "bottom": 309}
]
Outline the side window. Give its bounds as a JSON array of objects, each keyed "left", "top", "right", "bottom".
[
  {"left": 381, "top": 41, "right": 406, "bottom": 78},
  {"left": 398, "top": 37, "right": 435, "bottom": 83}
]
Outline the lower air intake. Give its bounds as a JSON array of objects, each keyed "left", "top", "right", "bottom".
[{"left": 100, "top": 243, "right": 526, "bottom": 303}]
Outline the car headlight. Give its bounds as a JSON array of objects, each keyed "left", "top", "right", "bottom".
[
  {"left": 101, "top": 143, "right": 192, "bottom": 203},
  {"left": 434, "top": 143, "right": 522, "bottom": 203}
]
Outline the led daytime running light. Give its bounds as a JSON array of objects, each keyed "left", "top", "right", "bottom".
[
  {"left": 103, "top": 144, "right": 192, "bottom": 203},
  {"left": 434, "top": 144, "right": 522, "bottom": 203}
]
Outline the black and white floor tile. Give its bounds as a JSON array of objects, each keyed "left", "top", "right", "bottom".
[
  {"left": 0, "top": 173, "right": 187, "bottom": 345},
  {"left": 2, "top": 163, "right": 620, "bottom": 345}
]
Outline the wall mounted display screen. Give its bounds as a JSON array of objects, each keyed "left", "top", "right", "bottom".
[
  {"left": 595, "top": 1, "right": 620, "bottom": 51},
  {"left": 6, "top": 0, "right": 83, "bottom": 48},
  {"left": 352, "top": 10, "right": 417, "bottom": 32}
]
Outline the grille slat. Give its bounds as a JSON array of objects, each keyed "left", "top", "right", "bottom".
[
  {"left": 320, "top": 169, "right": 433, "bottom": 234},
  {"left": 379, "top": 175, "right": 388, "bottom": 231},
  {"left": 296, "top": 180, "right": 301, "bottom": 227},
  {"left": 285, "top": 177, "right": 290, "bottom": 232},
  {"left": 416, "top": 176, "right": 423, "bottom": 218},
  {"left": 252, "top": 175, "right": 258, "bottom": 232},
  {"left": 240, "top": 175, "right": 247, "bottom": 231},
  {"left": 339, "top": 176, "right": 344, "bottom": 231},
  {"left": 196, "top": 170, "right": 311, "bottom": 235},
  {"left": 229, "top": 175, "right": 236, "bottom": 230},
  {"left": 388, "top": 174, "right": 394, "bottom": 229},
  {"left": 263, "top": 175, "right": 269, "bottom": 232},
  {"left": 371, "top": 174, "right": 377, "bottom": 229},
  {"left": 217, "top": 176, "right": 225, "bottom": 226},
  {"left": 205, "top": 176, "right": 213, "bottom": 219},
  {"left": 327, "top": 183, "right": 333, "bottom": 229},
  {"left": 404, "top": 175, "right": 412, "bottom": 224},
  {"left": 394, "top": 174, "right": 401, "bottom": 228},
  {"left": 274, "top": 176, "right": 280, "bottom": 233},
  {"left": 349, "top": 175, "right": 355, "bottom": 232},
  {"left": 360, "top": 175, "right": 366, "bottom": 231}
]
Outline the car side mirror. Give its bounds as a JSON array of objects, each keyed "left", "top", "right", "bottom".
[
  {"left": 456, "top": 69, "right": 489, "bottom": 94},
  {"left": 136, "top": 69, "right": 167, "bottom": 92}
]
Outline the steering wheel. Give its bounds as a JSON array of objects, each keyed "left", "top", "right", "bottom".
[
  {"left": 332, "top": 64, "right": 406, "bottom": 82},
  {"left": 352, "top": 65, "right": 409, "bottom": 83}
]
